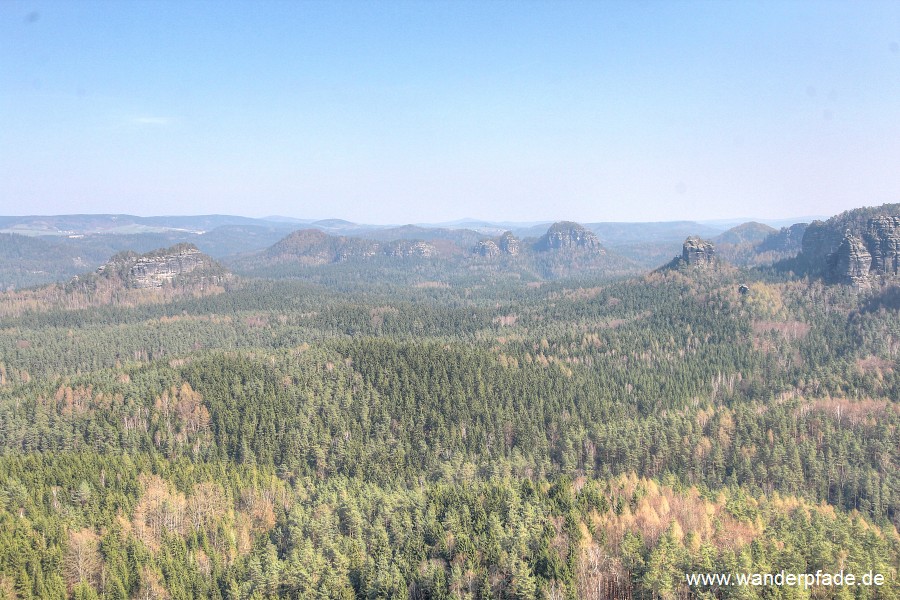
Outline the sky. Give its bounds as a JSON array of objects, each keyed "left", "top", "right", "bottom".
[{"left": 1, "top": 1, "right": 899, "bottom": 224}]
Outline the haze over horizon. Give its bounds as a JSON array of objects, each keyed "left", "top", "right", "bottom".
[{"left": 2, "top": 1, "right": 899, "bottom": 224}]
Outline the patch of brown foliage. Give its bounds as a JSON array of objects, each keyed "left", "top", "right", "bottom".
[
  {"left": 577, "top": 475, "right": 760, "bottom": 600},
  {"left": 798, "top": 397, "right": 899, "bottom": 427},
  {"left": 601, "top": 476, "right": 758, "bottom": 551},
  {"left": 856, "top": 356, "right": 895, "bottom": 378},
  {"left": 0, "top": 277, "right": 227, "bottom": 318},
  {"left": 493, "top": 314, "right": 518, "bottom": 327}
]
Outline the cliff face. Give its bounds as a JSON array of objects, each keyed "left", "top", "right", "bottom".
[
  {"left": 823, "top": 217, "right": 900, "bottom": 285},
  {"left": 475, "top": 240, "right": 500, "bottom": 258},
  {"left": 472, "top": 222, "right": 604, "bottom": 260},
  {"left": 681, "top": 237, "right": 715, "bottom": 268},
  {"left": 829, "top": 233, "right": 872, "bottom": 286},
  {"left": 793, "top": 204, "right": 900, "bottom": 285},
  {"left": 498, "top": 232, "right": 521, "bottom": 256},
  {"left": 127, "top": 247, "right": 211, "bottom": 288},
  {"left": 474, "top": 232, "right": 520, "bottom": 258},
  {"left": 801, "top": 221, "right": 845, "bottom": 271},
  {"left": 99, "top": 244, "right": 228, "bottom": 289},
  {"left": 863, "top": 216, "right": 900, "bottom": 277},
  {"left": 811, "top": 215, "right": 900, "bottom": 285},
  {"left": 382, "top": 240, "right": 436, "bottom": 258}
]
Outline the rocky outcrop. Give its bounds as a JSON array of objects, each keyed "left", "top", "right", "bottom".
[
  {"left": 800, "top": 221, "right": 845, "bottom": 271},
  {"left": 829, "top": 233, "right": 872, "bottom": 286},
  {"left": 98, "top": 244, "right": 227, "bottom": 289},
  {"left": 812, "top": 216, "right": 900, "bottom": 285},
  {"left": 475, "top": 240, "right": 500, "bottom": 258},
  {"left": 534, "top": 222, "right": 603, "bottom": 252},
  {"left": 863, "top": 216, "right": 900, "bottom": 277},
  {"left": 681, "top": 237, "right": 715, "bottom": 268},
  {"left": 383, "top": 240, "right": 436, "bottom": 258},
  {"left": 498, "top": 232, "right": 520, "bottom": 256},
  {"left": 473, "top": 232, "right": 521, "bottom": 259},
  {"left": 792, "top": 204, "right": 900, "bottom": 284}
]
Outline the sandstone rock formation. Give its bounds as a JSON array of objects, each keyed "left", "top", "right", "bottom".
[
  {"left": 681, "top": 237, "right": 715, "bottom": 268},
  {"left": 475, "top": 240, "right": 501, "bottom": 258},
  {"left": 829, "top": 233, "right": 872, "bottom": 286},
  {"left": 863, "top": 216, "right": 900, "bottom": 277},
  {"left": 99, "top": 244, "right": 227, "bottom": 289},
  {"left": 811, "top": 215, "right": 900, "bottom": 285},
  {"left": 498, "top": 231, "right": 520, "bottom": 256},
  {"left": 383, "top": 240, "right": 436, "bottom": 258},
  {"left": 473, "top": 232, "right": 521, "bottom": 259},
  {"left": 534, "top": 222, "right": 602, "bottom": 252},
  {"left": 792, "top": 204, "right": 900, "bottom": 285}
]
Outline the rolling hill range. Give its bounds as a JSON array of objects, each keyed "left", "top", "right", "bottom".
[
  {"left": 2, "top": 210, "right": 886, "bottom": 290},
  {"left": 1, "top": 215, "right": 726, "bottom": 288},
  {"left": 227, "top": 221, "right": 643, "bottom": 282},
  {"left": 1, "top": 203, "right": 900, "bottom": 599}
]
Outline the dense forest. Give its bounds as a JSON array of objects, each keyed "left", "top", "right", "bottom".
[{"left": 1, "top": 230, "right": 899, "bottom": 599}]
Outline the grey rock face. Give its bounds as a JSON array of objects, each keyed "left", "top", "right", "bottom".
[
  {"left": 475, "top": 240, "right": 500, "bottom": 258},
  {"left": 801, "top": 221, "right": 844, "bottom": 268},
  {"left": 830, "top": 233, "right": 872, "bottom": 286},
  {"left": 681, "top": 237, "right": 715, "bottom": 267},
  {"left": 99, "top": 244, "right": 226, "bottom": 289},
  {"left": 498, "top": 232, "right": 520, "bottom": 255},
  {"left": 383, "top": 240, "right": 436, "bottom": 258},
  {"left": 818, "top": 217, "right": 900, "bottom": 285},
  {"left": 864, "top": 216, "right": 900, "bottom": 277},
  {"left": 130, "top": 249, "right": 203, "bottom": 287},
  {"left": 535, "top": 222, "right": 602, "bottom": 252}
]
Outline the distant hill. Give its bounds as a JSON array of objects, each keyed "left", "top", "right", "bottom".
[
  {"left": 192, "top": 225, "right": 300, "bottom": 257},
  {"left": 573, "top": 221, "right": 725, "bottom": 270},
  {"left": 757, "top": 222, "right": 808, "bottom": 254},
  {"left": 706, "top": 221, "right": 809, "bottom": 267},
  {"left": 0, "top": 213, "right": 268, "bottom": 236},
  {"left": 311, "top": 218, "right": 357, "bottom": 228},
  {"left": 1, "top": 212, "right": 844, "bottom": 287},
  {"left": 714, "top": 222, "right": 776, "bottom": 246},
  {"left": 0, "top": 233, "right": 97, "bottom": 290},
  {"left": 0, "top": 221, "right": 304, "bottom": 289},
  {"left": 267, "top": 229, "right": 444, "bottom": 263},
  {"left": 587, "top": 221, "right": 723, "bottom": 245},
  {"left": 230, "top": 221, "right": 639, "bottom": 282},
  {"left": 355, "top": 225, "right": 485, "bottom": 249}
]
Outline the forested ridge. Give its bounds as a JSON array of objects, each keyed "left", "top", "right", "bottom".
[{"left": 1, "top": 258, "right": 899, "bottom": 598}]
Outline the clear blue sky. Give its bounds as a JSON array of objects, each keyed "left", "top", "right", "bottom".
[{"left": 2, "top": 1, "right": 899, "bottom": 223}]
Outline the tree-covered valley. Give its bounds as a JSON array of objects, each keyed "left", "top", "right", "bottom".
[{"left": 1, "top": 208, "right": 899, "bottom": 599}]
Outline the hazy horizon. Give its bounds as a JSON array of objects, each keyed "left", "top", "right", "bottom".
[
  {"left": 0, "top": 210, "right": 830, "bottom": 230},
  {"left": 2, "top": 1, "right": 899, "bottom": 223}
]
